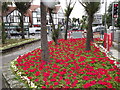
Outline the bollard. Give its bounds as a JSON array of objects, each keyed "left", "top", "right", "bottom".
[
  {"left": 104, "top": 33, "right": 107, "bottom": 48},
  {"left": 107, "top": 35, "right": 110, "bottom": 51}
]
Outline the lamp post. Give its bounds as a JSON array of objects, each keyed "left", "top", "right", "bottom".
[
  {"left": 41, "top": 0, "right": 59, "bottom": 8},
  {"left": 104, "top": 0, "right": 107, "bottom": 33},
  {"left": 40, "top": 0, "right": 59, "bottom": 63}
]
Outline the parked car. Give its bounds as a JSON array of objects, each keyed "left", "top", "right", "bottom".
[
  {"left": 92, "top": 26, "right": 105, "bottom": 33},
  {"left": 29, "top": 27, "right": 41, "bottom": 35},
  {"left": 109, "top": 26, "right": 118, "bottom": 31},
  {"left": 8, "top": 30, "right": 22, "bottom": 36}
]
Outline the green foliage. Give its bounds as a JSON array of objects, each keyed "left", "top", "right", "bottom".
[
  {"left": 116, "top": 1, "right": 120, "bottom": 28},
  {"left": 52, "top": 25, "right": 60, "bottom": 44},
  {"left": 15, "top": 2, "right": 31, "bottom": 14},
  {"left": 64, "top": 0, "right": 76, "bottom": 40},
  {"left": 14, "top": 2, "right": 31, "bottom": 39},
  {"left": 80, "top": 15, "right": 88, "bottom": 30},
  {"left": 1, "top": 2, "right": 12, "bottom": 44}
]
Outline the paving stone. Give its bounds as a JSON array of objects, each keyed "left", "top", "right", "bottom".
[{"left": 10, "top": 83, "right": 22, "bottom": 88}]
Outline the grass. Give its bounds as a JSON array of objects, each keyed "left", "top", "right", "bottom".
[{"left": 0, "top": 38, "right": 38, "bottom": 50}]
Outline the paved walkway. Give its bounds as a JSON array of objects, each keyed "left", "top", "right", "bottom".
[
  {"left": 1, "top": 34, "right": 52, "bottom": 89},
  {"left": 110, "top": 47, "right": 120, "bottom": 60}
]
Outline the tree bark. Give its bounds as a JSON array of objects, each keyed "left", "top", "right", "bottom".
[
  {"left": 41, "top": 2, "right": 49, "bottom": 63},
  {"left": 48, "top": 8, "right": 59, "bottom": 45},
  {"left": 2, "top": 7, "right": 5, "bottom": 44},
  {"left": 86, "top": 15, "right": 93, "bottom": 51},
  {"left": 20, "top": 14, "right": 25, "bottom": 39},
  {"left": 90, "top": 15, "right": 94, "bottom": 42},
  {"left": 65, "top": 16, "right": 69, "bottom": 40}
]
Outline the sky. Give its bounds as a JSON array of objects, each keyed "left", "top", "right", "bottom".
[{"left": 33, "top": 0, "right": 118, "bottom": 19}]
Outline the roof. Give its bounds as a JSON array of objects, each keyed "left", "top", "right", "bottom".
[{"left": 3, "top": 7, "right": 16, "bottom": 16}]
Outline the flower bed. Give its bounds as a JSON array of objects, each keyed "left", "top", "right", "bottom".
[{"left": 11, "top": 38, "right": 120, "bottom": 88}]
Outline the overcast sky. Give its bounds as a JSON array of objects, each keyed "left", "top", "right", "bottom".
[{"left": 33, "top": 0, "right": 118, "bottom": 18}]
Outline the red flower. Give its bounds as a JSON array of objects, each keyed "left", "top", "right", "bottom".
[
  {"left": 50, "top": 78, "right": 56, "bottom": 82},
  {"left": 72, "top": 77, "right": 77, "bottom": 79},
  {"left": 35, "top": 71, "right": 40, "bottom": 76},
  {"left": 109, "top": 60, "right": 114, "bottom": 64},
  {"left": 116, "top": 72, "right": 120, "bottom": 75},
  {"left": 17, "top": 59, "right": 22, "bottom": 63},
  {"left": 82, "top": 76, "right": 90, "bottom": 80},
  {"left": 70, "top": 67, "right": 75, "bottom": 70},
  {"left": 52, "top": 73, "right": 58, "bottom": 78},
  {"left": 108, "top": 68, "right": 115, "bottom": 71},
  {"left": 78, "top": 72, "right": 84, "bottom": 74},
  {"left": 101, "top": 64, "right": 106, "bottom": 66},
  {"left": 69, "top": 71, "right": 73, "bottom": 73},
  {"left": 29, "top": 68, "right": 36, "bottom": 72},
  {"left": 90, "top": 80, "right": 96, "bottom": 85},
  {"left": 54, "top": 82, "right": 59, "bottom": 85},
  {"left": 59, "top": 76, "right": 63, "bottom": 80},
  {"left": 25, "top": 72, "right": 29, "bottom": 74},
  {"left": 56, "top": 59, "right": 61, "bottom": 63},
  {"left": 45, "top": 82, "right": 49, "bottom": 85},
  {"left": 42, "top": 86, "right": 46, "bottom": 88},
  {"left": 79, "top": 62, "right": 86, "bottom": 65},
  {"left": 54, "top": 69, "right": 59, "bottom": 72},
  {"left": 73, "top": 80, "right": 78, "bottom": 84},
  {"left": 83, "top": 83, "right": 92, "bottom": 88},
  {"left": 35, "top": 79, "right": 39, "bottom": 82},
  {"left": 66, "top": 81, "right": 71, "bottom": 84},
  {"left": 49, "top": 85, "right": 53, "bottom": 88},
  {"left": 73, "top": 73, "right": 77, "bottom": 76},
  {"left": 43, "top": 78, "right": 47, "bottom": 81},
  {"left": 43, "top": 72, "right": 50, "bottom": 77},
  {"left": 114, "top": 76, "right": 120, "bottom": 83},
  {"left": 97, "top": 75, "right": 102, "bottom": 79},
  {"left": 64, "top": 79, "right": 70, "bottom": 81},
  {"left": 28, "top": 77, "right": 32, "bottom": 79},
  {"left": 78, "top": 59, "right": 84, "bottom": 62},
  {"left": 59, "top": 71, "right": 66, "bottom": 75},
  {"left": 104, "top": 77, "right": 112, "bottom": 81},
  {"left": 67, "top": 75, "right": 71, "bottom": 77},
  {"left": 64, "top": 86, "right": 70, "bottom": 88}
]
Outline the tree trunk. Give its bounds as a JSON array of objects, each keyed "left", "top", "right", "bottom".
[
  {"left": 2, "top": 10, "right": 5, "bottom": 44},
  {"left": 20, "top": 14, "right": 25, "bottom": 39},
  {"left": 48, "top": 8, "right": 59, "bottom": 45},
  {"left": 41, "top": 2, "right": 49, "bottom": 63},
  {"left": 65, "top": 16, "right": 69, "bottom": 40},
  {"left": 2, "top": 21, "right": 5, "bottom": 44},
  {"left": 90, "top": 15, "right": 94, "bottom": 42},
  {"left": 86, "top": 15, "right": 93, "bottom": 51}
]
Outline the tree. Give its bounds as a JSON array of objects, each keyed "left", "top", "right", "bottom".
[
  {"left": 1, "top": 2, "right": 11, "bottom": 44},
  {"left": 80, "top": 15, "right": 87, "bottom": 30},
  {"left": 116, "top": 1, "right": 120, "bottom": 28},
  {"left": 106, "top": 3, "right": 112, "bottom": 27},
  {"left": 15, "top": 2, "right": 31, "bottom": 39},
  {"left": 79, "top": 1, "right": 100, "bottom": 51},
  {"left": 64, "top": 0, "right": 76, "bottom": 40},
  {"left": 41, "top": 1, "right": 49, "bottom": 63},
  {"left": 48, "top": 8, "right": 59, "bottom": 45}
]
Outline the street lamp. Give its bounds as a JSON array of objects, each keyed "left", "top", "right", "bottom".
[
  {"left": 104, "top": 0, "right": 107, "bottom": 33},
  {"left": 41, "top": 0, "right": 59, "bottom": 8}
]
